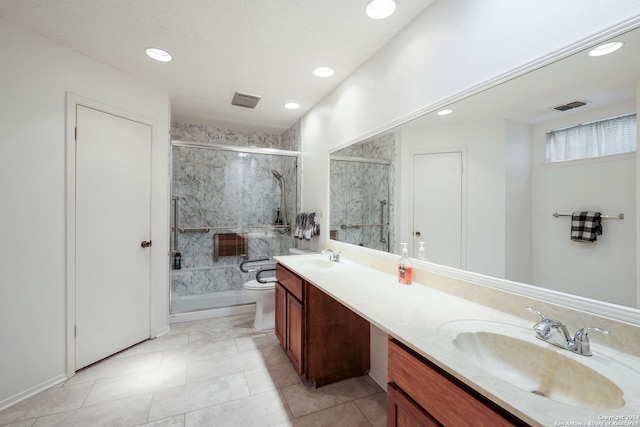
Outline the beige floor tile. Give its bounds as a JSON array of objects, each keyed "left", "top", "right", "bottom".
[
  {"left": 134, "top": 414, "right": 185, "bottom": 427},
  {"left": 260, "top": 344, "right": 290, "bottom": 366},
  {"left": 32, "top": 394, "right": 152, "bottom": 427},
  {"left": 185, "top": 389, "right": 292, "bottom": 427},
  {"left": 147, "top": 373, "right": 249, "bottom": 421},
  {"left": 244, "top": 361, "right": 302, "bottom": 395},
  {"left": 354, "top": 391, "right": 387, "bottom": 427},
  {"left": 186, "top": 350, "right": 265, "bottom": 384},
  {"left": 64, "top": 352, "right": 163, "bottom": 386},
  {"left": 187, "top": 325, "right": 254, "bottom": 346},
  {"left": 168, "top": 318, "right": 229, "bottom": 335},
  {"left": 1, "top": 420, "right": 36, "bottom": 427},
  {"left": 84, "top": 363, "right": 187, "bottom": 406},
  {"left": 236, "top": 331, "right": 279, "bottom": 352},
  {"left": 160, "top": 339, "right": 238, "bottom": 366},
  {"left": 0, "top": 314, "right": 387, "bottom": 427},
  {"left": 227, "top": 313, "right": 255, "bottom": 328},
  {"left": 291, "top": 401, "right": 372, "bottom": 427},
  {"left": 0, "top": 383, "right": 93, "bottom": 425},
  {"left": 114, "top": 333, "right": 190, "bottom": 358},
  {"left": 282, "top": 376, "right": 381, "bottom": 418}
]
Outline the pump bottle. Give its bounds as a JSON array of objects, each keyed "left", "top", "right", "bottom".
[
  {"left": 398, "top": 243, "right": 413, "bottom": 285},
  {"left": 418, "top": 242, "right": 425, "bottom": 261}
]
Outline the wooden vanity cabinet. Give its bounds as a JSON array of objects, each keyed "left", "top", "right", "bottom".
[
  {"left": 275, "top": 263, "right": 370, "bottom": 387},
  {"left": 387, "top": 339, "right": 526, "bottom": 427}
]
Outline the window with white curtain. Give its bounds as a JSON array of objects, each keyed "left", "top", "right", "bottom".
[{"left": 545, "top": 113, "right": 637, "bottom": 163}]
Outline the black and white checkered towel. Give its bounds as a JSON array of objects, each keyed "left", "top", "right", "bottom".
[{"left": 571, "top": 211, "right": 602, "bottom": 242}]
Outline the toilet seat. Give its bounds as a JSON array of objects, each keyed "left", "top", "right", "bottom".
[{"left": 243, "top": 279, "right": 276, "bottom": 290}]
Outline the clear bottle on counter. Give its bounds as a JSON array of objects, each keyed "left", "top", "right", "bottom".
[{"left": 418, "top": 242, "right": 425, "bottom": 261}]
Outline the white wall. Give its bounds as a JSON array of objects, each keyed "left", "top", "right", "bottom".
[
  {"left": 398, "top": 120, "right": 506, "bottom": 277},
  {"left": 531, "top": 101, "right": 636, "bottom": 306},
  {"left": 505, "top": 121, "right": 533, "bottom": 284},
  {"left": 301, "top": 1, "right": 640, "bottom": 252},
  {"left": 0, "top": 18, "right": 170, "bottom": 408}
]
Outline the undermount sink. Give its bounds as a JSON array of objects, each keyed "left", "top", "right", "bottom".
[
  {"left": 438, "top": 320, "right": 625, "bottom": 410},
  {"left": 296, "top": 258, "right": 336, "bottom": 269}
]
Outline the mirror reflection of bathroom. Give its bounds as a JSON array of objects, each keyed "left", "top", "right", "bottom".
[
  {"left": 330, "top": 133, "right": 395, "bottom": 252},
  {"left": 170, "top": 141, "right": 299, "bottom": 323}
]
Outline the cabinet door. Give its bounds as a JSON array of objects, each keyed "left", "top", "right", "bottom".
[
  {"left": 275, "top": 282, "right": 287, "bottom": 347},
  {"left": 388, "top": 383, "right": 441, "bottom": 427},
  {"left": 287, "top": 294, "right": 304, "bottom": 375}
]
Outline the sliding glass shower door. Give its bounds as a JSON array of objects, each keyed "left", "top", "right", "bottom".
[{"left": 170, "top": 142, "right": 297, "bottom": 314}]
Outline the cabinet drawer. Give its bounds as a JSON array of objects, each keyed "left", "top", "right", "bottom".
[
  {"left": 388, "top": 339, "right": 522, "bottom": 427},
  {"left": 276, "top": 263, "right": 303, "bottom": 300}
]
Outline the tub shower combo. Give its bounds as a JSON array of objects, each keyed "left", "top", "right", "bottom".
[{"left": 170, "top": 140, "right": 298, "bottom": 320}]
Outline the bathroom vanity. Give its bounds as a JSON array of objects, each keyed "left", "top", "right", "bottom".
[
  {"left": 275, "top": 263, "right": 370, "bottom": 386},
  {"left": 274, "top": 252, "right": 640, "bottom": 427}
]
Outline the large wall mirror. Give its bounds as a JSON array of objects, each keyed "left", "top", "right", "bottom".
[{"left": 330, "top": 26, "right": 640, "bottom": 310}]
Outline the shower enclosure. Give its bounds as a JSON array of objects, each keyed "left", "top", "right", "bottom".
[
  {"left": 170, "top": 140, "right": 298, "bottom": 317},
  {"left": 329, "top": 157, "right": 392, "bottom": 252}
]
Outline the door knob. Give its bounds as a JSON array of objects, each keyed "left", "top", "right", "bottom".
[
  {"left": 141, "top": 240, "right": 152, "bottom": 248},
  {"left": 415, "top": 231, "right": 421, "bottom": 237}
]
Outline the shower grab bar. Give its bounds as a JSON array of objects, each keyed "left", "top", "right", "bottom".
[
  {"left": 379, "top": 200, "right": 387, "bottom": 244},
  {"left": 256, "top": 267, "right": 276, "bottom": 283},
  {"left": 240, "top": 258, "right": 272, "bottom": 273},
  {"left": 340, "top": 223, "right": 385, "bottom": 229},
  {"left": 179, "top": 227, "right": 211, "bottom": 233},
  {"left": 179, "top": 225, "right": 239, "bottom": 233},
  {"left": 171, "top": 197, "right": 179, "bottom": 253},
  {"left": 244, "top": 224, "right": 291, "bottom": 230}
]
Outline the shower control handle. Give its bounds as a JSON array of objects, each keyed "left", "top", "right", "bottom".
[{"left": 141, "top": 240, "right": 152, "bottom": 248}]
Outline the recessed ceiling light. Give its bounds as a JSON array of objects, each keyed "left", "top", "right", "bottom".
[
  {"left": 145, "top": 47, "right": 172, "bottom": 62},
  {"left": 437, "top": 109, "right": 453, "bottom": 116},
  {"left": 284, "top": 102, "right": 300, "bottom": 110},
  {"left": 366, "top": 0, "right": 396, "bottom": 20},
  {"left": 314, "top": 67, "right": 334, "bottom": 77},
  {"left": 588, "top": 41, "right": 623, "bottom": 57}
]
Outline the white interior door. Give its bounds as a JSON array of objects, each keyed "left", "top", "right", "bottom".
[
  {"left": 75, "top": 105, "right": 151, "bottom": 369},
  {"left": 412, "top": 152, "right": 463, "bottom": 268}
]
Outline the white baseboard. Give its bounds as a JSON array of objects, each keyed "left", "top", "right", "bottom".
[
  {"left": 0, "top": 374, "right": 67, "bottom": 412},
  {"left": 169, "top": 304, "right": 255, "bottom": 324}
]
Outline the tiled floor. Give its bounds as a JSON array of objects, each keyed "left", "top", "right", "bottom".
[{"left": 0, "top": 314, "right": 387, "bottom": 427}]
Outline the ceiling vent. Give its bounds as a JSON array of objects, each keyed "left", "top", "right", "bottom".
[
  {"left": 552, "top": 100, "right": 588, "bottom": 112},
  {"left": 231, "top": 91, "right": 261, "bottom": 109}
]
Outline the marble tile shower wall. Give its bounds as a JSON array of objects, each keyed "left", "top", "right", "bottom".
[
  {"left": 330, "top": 133, "right": 396, "bottom": 253},
  {"left": 331, "top": 161, "right": 390, "bottom": 252},
  {"left": 171, "top": 123, "right": 300, "bottom": 298}
]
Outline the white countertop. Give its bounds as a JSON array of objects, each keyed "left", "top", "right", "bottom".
[{"left": 274, "top": 253, "right": 640, "bottom": 427}]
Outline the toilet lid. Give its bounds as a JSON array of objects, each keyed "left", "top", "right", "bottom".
[{"left": 244, "top": 279, "right": 276, "bottom": 290}]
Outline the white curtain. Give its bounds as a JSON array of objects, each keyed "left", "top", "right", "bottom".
[{"left": 545, "top": 113, "right": 636, "bottom": 163}]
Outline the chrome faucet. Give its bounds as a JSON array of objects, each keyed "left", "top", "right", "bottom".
[
  {"left": 525, "top": 307, "right": 610, "bottom": 356},
  {"left": 321, "top": 249, "right": 341, "bottom": 262}
]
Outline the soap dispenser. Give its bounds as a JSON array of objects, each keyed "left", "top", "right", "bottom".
[
  {"left": 418, "top": 242, "right": 425, "bottom": 261},
  {"left": 398, "top": 243, "right": 413, "bottom": 285}
]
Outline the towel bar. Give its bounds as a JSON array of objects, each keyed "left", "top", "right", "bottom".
[{"left": 552, "top": 213, "right": 624, "bottom": 219}]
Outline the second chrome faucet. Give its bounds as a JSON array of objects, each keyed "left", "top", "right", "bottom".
[{"left": 525, "top": 307, "right": 610, "bottom": 356}]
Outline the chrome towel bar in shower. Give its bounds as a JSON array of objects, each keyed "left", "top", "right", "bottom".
[{"left": 552, "top": 212, "right": 624, "bottom": 219}]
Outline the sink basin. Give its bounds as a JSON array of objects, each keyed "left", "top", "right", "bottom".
[
  {"left": 438, "top": 321, "right": 625, "bottom": 410},
  {"left": 296, "top": 258, "right": 336, "bottom": 269}
]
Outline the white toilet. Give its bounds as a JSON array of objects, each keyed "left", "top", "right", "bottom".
[
  {"left": 243, "top": 278, "right": 277, "bottom": 330},
  {"left": 244, "top": 248, "right": 315, "bottom": 330}
]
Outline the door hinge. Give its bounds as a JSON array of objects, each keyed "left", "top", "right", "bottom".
[
  {"left": 75, "top": 126, "right": 78, "bottom": 141},
  {"left": 74, "top": 325, "right": 77, "bottom": 338}
]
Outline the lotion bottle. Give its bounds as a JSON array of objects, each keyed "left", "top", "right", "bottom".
[
  {"left": 398, "top": 243, "right": 413, "bottom": 285},
  {"left": 418, "top": 242, "right": 425, "bottom": 261}
]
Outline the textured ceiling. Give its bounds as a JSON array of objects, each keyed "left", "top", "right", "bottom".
[{"left": 0, "top": 0, "right": 433, "bottom": 134}]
